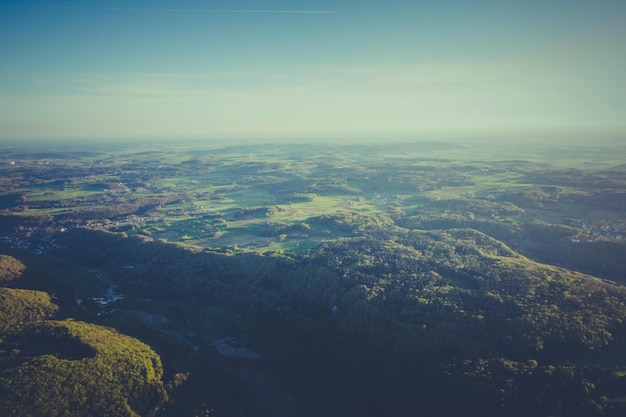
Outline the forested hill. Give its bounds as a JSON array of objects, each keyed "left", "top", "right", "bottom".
[
  {"left": 0, "top": 255, "right": 168, "bottom": 417},
  {"left": 53, "top": 213, "right": 626, "bottom": 417}
]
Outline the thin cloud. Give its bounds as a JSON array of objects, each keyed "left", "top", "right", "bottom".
[{"left": 41, "top": 6, "right": 336, "bottom": 14}]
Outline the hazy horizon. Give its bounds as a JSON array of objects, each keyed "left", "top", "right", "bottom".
[{"left": 1, "top": 0, "right": 625, "bottom": 141}]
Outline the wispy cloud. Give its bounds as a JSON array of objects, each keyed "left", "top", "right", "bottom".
[{"left": 37, "top": 6, "right": 336, "bottom": 14}]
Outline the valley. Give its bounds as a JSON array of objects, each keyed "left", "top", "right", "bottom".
[{"left": 1, "top": 138, "right": 626, "bottom": 416}]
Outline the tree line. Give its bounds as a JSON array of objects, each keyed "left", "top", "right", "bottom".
[{"left": 52, "top": 214, "right": 626, "bottom": 417}]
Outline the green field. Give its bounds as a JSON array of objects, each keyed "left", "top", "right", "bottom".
[
  {"left": 2, "top": 138, "right": 626, "bottom": 417},
  {"left": 2, "top": 139, "right": 625, "bottom": 256}
]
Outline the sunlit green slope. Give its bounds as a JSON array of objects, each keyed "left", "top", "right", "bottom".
[{"left": 0, "top": 259, "right": 168, "bottom": 417}]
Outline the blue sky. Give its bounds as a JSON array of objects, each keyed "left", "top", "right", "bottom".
[{"left": 1, "top": 0, "right": 625, "bottom": 140}]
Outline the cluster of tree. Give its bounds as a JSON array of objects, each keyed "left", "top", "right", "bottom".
[
  {"left": 572, "top": 191, "right": 626, "bottom": 211},
  {"left": 522, "top": 169, "right": 626, "bottom": 189},
  {"left": 276, "top": 192, "right": 317, "bottom": 204},
  {"left": 52, "top": 219, "right": 626, "bottom": 416},
  {"left": 0, "top": 214, "right": 54, "bottom": 234},
  {"left": 0, "top": 255, "right": 26, "bottom": 286},
  {"left": 396, "top": 195, "right": 625, "bottom": 282},
  {"left": 531, "top": 239, "right": 626, "bottom": 283},
  {"left": 0, "top": 253, "right": 169, "bottom": 417},
  {"left": 359, "top": 169, "right": 475, "bottom": 192},
  {"left": 398, "top": 212, "right": 524, "bottom": 243},
  {"left": 0, "top": 193, "right": 25, "bottom": 210},
  {"left": 486, "top": 186, "right": 563, "bottom": 206},
  {"left": 308, "top": 210, "right": 394, "bottom": 234},
  {"left": 305, "top": 178, "right": 362, "bottom": 194},
  {"left": 232, "top": 205, "right": 285, "bottom": 219},
  {"left": 0, "top": 288, "right": 58, "bottom": 332},
  {"left": 447, "top": 357, "right": 626, "bottom": 417},
  {"left": 3, "top": 144, "right": 626, "bottom": 416},
  {"left": 257, "top": 221, "right": 312, "bottom": 237},
  {"left": 0, "top": 320, "right": 168, "bottom": 417}
]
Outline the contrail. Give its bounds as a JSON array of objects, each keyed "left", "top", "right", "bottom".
[{"left": 43, "top": 7, "right": 336, "bottom": 14}]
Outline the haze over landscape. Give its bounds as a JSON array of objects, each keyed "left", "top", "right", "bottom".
[
  {"left": 1, "top": 0, "right": 625, "bottom": 141},
  {"left": 2, "top": 2, "right": 626, "bottom": 417}
]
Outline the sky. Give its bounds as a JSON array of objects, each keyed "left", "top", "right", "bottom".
[{"left": 0, "top": 0, "right": 625, "bottom": 141}]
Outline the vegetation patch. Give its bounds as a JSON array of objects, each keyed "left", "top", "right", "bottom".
[{"left": 2, "top": 139, "right": 626, "bottom": 416}]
